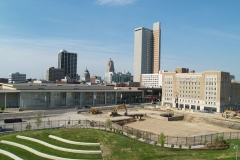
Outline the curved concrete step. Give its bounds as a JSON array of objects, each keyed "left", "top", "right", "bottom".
[
  {"left": 0, "top": 140, "right": 92, "bottom": 160},
  {"left": 49, "top": 135, "right": 100, "bottom": 146},
  {"left": 17, "top": 135, "right": 102, "bottom": 154},
  {"left": 0, "top": 149, "right": 23, "bottom": 160}
]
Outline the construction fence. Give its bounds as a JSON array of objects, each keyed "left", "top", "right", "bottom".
[{"left": 1, "top": 120, "right": 240, "bottom": 146}]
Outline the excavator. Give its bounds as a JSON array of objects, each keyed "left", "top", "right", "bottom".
[
  {"left": 88, "top": 108, "right": 100, "bottom": 114},
  {"left": 222, "top": 110, "right": 240, "bottom": 119},
  {"left": 108, "top": 104, "right": 127, "bottom": 117}
]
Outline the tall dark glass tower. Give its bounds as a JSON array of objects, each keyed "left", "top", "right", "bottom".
[{"left": 58, "top": 49, "right": 78, "bottom": 80}]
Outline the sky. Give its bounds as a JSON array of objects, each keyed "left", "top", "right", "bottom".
[{"left": 0, "top": 0, "right": 240, "bottom": 80}]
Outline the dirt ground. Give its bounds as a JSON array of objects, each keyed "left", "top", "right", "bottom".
[{"left": 125, "top": 117, "right": 238, "bottom": 137}]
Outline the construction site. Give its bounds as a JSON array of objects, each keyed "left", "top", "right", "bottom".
[
  {"left": 64, "top": 104, "right": 240, "bottom": 137},
  {"left": 1, "top": 103, "right": 240, "bottom": 151},
  {"left": 2, "top": 103, "right": 240, "bottom": 144}
]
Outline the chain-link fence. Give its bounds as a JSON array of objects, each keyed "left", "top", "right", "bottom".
[{"left": 1, "top": 120, "right": 240, "bottom": 146}]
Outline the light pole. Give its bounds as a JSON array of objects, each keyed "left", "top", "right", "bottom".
[
  {"left": 234, "top": 145, "right": 238, "bottom": 160},
  {"left": 121, "top": 94, "right": 122, "bottom": 104},
  {"left": 159, "top": 92, "right": 161, "bottom": 102}
]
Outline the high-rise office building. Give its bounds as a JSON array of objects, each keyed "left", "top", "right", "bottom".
[
  {"left": 106, "top": 58, "right": 115, "bottom": 73},
  {"left": 58, "top": 50, "right": 78, "bottom": 80},
  {"left": 8, "top": 72, "right": 26, "bottom": 83},
  {"left": 46, "top": 67, "right": 65, "bottom": 81},
  {"left": 133, "top": 22, "right": 161, "bottom": 82}
]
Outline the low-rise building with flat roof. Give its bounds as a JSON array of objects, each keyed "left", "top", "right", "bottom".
[{"left": 0, "top": 83, "right": 143, "bottom": 110}]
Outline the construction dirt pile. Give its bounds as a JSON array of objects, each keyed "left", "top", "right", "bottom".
[{"left": 183, "top": 112, "right": 240, "bottom": 130}]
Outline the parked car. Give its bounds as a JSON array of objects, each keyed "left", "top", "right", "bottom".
[{"left": 77, "top": 106, "right": 91, "bottom": 114}]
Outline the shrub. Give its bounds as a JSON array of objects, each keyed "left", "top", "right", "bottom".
[
  {"left": 68, "top": 118, "right": 71, "bottom": 125},
  {"left": 214, "top": 136, "right": 219, "bottom": 145},
  {"left": 179, "top": 144, "right": 182, "bottom": 149},
  {"left": 127, "top": 130, "right": 133, "bottom": 135},
  {"left": 144, "top": 133, "right": 150, "bottom": 141},
  {"left": 0, "top": 106, "right": 5, "bottom": 111},
  {"left": 219, "top": 135, "right": 224, "bottom": 141},
  {"left": 188, "top": 144, "right": 191, "bottom": 150},
  {"left": 204, "top": 139, "right": 208, "bottom": 144},
  {"left": 171, "top": 144, "right": 174, "bottom": 148},
  {"left": 26, "top": 123, "right": 32, "bottom": 130},
  {"left": 78, "top": 120, "right": 81, "bottom": 124},
  {"left": 136, "top": 131, "right": 142, "bottom": 139},
  {"left": 154, "top": 141, "right": 157, "bottom": 146},
  {"left": 90, "top": 120, "right": 95, "bottom": 127}
]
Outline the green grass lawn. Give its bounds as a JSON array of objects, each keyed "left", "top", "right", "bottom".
[{"left": 0, "top": 128, "right": 239, "bottom": 160}]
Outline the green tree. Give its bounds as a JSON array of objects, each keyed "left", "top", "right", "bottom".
[
  {"left": 46, "top": 118, "right": 51, "bottom": 126},
  {"left": 158, "top": 133, "right": 166, "bottom": 150},
  {"left": 35, "top": 112, "right": 42, "bottom": 129},
  {"left": 105, "top": 119, "right": 112, "bottom": 130},
  {"left": 0, "top": 106, "right": 5, "bottom": 111}
]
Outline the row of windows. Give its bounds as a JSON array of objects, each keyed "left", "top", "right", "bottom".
[
  {"left": 205, "top": 101, "right": 216, "bottom": 105},
  {"left": 164, "top": 98, "right": 172, "bottom": 101},
  {"left": 179, "top": 99, "right": 200, "bottom": 103},
  {"left": 179, "top": 95, "right": 200, "bottom": 99},
  {"left": 206, "top": 87, "right": 216, "bottom": 90},
  {"left": 179, "top": 77, "right": 201, "bottom": 81},
  {"left": 206, "top": 82, "right": 217, "bottom": 85},
  {"left": 179, "top": 90, "right": 200, "bottom": 94},
  {"left": 179, "top": 82, "right": 200, "bottom": 85},
  {"left": 180, "top": 86, "right": 200, "bottom": 89},
  {"left": 206, "top": 92, "right": 216, "bottom": 95},
  {"left": 206, "top": 78, "right": 217, "bottom": 81},
  {"left": 206, "top": 97, "right": 216, "bottom": 100}
]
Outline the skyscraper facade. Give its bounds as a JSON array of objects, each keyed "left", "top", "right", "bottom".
[
  {"left": 46, "top": 67, "right": 65, "bottom": 81},
  {"left": 58, "top": 50, "right": 78, "bottom": 80},
  {"left": 106, "top": 58, "right": 115, "bottom": 73},
  {"left": 133, "top": 22, "right": 161, "bottom": 82}
]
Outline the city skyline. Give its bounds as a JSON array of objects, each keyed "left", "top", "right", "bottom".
[{"left": 0, "top": 0, "right": 240, "bottom": 79}]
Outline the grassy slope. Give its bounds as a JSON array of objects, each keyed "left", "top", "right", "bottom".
[{"left": 0, "top": 128, "right": 239, "bottom": 160}]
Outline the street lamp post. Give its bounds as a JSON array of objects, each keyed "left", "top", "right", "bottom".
[
  {"left": 234, "top": 145, "right": 238, "bottom": 160},
  {"left": 159, "top": 92, "right": 161, "bottom": 102},
  {"left": 121, "top": 94, "right": 122, "bottom": 104}
]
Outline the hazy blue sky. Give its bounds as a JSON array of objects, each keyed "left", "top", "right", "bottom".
[{"left": 0, "top": 0, "right": 240, "bottom": 79}]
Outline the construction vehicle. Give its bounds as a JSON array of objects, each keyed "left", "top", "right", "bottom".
[
  {"left": 108, "top": 104, "right": 127, "bottom": 117},
  {"left": 88, "top": 108, "right": 100, "bottom": 114},
  {"left": 222, "top": 110, "right": 240, "bottom": 119}
]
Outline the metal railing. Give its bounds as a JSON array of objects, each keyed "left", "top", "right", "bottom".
[{"left": 1, "top": 120, "right": 239, "bottom": 146}]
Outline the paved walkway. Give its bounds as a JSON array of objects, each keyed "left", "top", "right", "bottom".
[
  {"left": 0, "top": 149, "right": 23, "bottom": 160},
  {"left": 17, "top": 135, "right": 102, "bottom": 154},
  {"left": 0, "top": 140, "right": 96, "bottom": 160}
]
